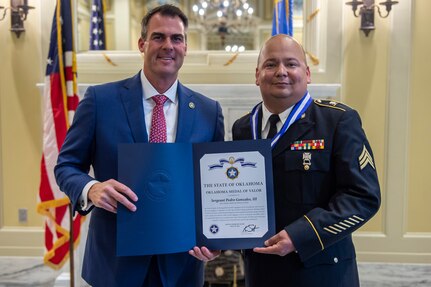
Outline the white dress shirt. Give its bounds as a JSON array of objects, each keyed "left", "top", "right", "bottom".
[{"left": 261, "top": 103, "right": 293, "bottom": 139}]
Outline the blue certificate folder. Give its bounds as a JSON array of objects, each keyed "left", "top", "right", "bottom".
[{"left": 117, "top": 140, "right": 275, "bottom": 256}]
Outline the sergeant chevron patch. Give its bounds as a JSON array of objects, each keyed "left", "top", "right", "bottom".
[{"left": 359, "top": 145, "right": 375, "bottom": 170}]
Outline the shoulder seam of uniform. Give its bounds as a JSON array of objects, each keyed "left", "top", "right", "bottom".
[{"left": 313, "top": 99, "right": 348, "bottom": 112}]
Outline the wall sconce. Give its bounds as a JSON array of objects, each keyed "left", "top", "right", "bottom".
[
  {"left": 0, "top": 0, "right": 34, "bottom": 38},
  {"left": 346, "top": 0, "right": 398, "bottom": 37}
]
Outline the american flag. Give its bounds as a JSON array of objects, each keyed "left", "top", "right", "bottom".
[
  {"left": 272, "top": 0, "right": 293, "bottom": 36},
  {"left": 37, "top": 0, "right": 84, "bottom": 270},
  {"left": 90, "top": 0, "right": 106, "bottom": 50}
]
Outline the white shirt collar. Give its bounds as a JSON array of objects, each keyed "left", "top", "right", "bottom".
[
  {"left": 261, "top": 103, "right": 293, "bottom": 133},
  {"left": 140, "top": 70, "right": 178, "bottom": 103}
]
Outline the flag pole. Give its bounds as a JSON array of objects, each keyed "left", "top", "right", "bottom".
[{"left": 69, "top": 203, "right": 75, "bottom": 287}]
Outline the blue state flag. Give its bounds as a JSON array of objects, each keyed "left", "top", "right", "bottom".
[
  {"left": 272, "top": 0, "right": 293, "bottom": 36},
  {"left": 90, "top": 0, "right": 106, "bottom": 50}
]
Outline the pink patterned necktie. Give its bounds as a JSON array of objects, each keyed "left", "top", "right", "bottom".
[{"left": 149, "top": 95, "right": 168, "bottom": 143}]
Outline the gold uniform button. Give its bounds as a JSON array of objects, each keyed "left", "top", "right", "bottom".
[
  {"left": 333, "top": 257, "right": 338, "bottom": 263},
  {"left": 215, "top": 266, "right": 224, "bottom": 277}
]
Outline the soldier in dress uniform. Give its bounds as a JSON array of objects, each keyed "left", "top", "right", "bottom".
[{"left": 232, "top": 34, "right": 381, "bottom": 287}]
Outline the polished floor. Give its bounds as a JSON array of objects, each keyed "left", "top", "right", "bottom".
[{"left": 0, "top": 256, "right": 430, "bottom": 287}]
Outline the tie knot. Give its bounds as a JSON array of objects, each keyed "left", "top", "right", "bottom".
[
  {"left": 267, "top": 114, "right": 280, "bottom": 139},
  {"left": 268, "top": 114, "right": 280, "bottom": 125},
  {"left": 152, "top": 95, "right": 168, "bottom": 106}
]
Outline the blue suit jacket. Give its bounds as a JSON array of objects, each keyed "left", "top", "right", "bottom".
[{"left": 55, "top": 72, "right": 225, "bottom": 287}]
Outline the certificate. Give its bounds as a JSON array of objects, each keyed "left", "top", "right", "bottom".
[
  {"left": 117, "top": 140, "right": 275, "bottom": 256},
  {"left": 193, "top": 140, "right": 275, "bottom": 250}
]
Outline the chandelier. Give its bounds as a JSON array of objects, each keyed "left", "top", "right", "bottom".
[{"left": 191, "top": 0, "right": 258, "bottom": 47}]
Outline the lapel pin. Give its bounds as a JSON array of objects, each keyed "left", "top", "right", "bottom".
[{"left": 189, "top": 102, "right": 195, "bottom": 109}]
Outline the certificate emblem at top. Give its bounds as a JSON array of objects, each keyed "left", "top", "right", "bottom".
[{"left": 208, "top": 156, "right": 257, "bottom": 180}]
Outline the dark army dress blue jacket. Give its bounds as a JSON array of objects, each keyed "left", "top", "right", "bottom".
[{"left": 232, "top": 98, "right": 381, "bottom": 287}]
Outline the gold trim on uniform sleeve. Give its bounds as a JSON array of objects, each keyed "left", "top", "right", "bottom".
[
  {"left": 353, "top": 215, "right": 364, "bottom": 221},
  {"left": 324, "top": 227, "right": 337, "bottom": 235},
  {"left": 334, "top": 223, "right": 346, "bottom": 230},
  {"left": 339, "top": 222, "right": 350, "bottom": 228},
  {"left": 344, "top": 219, "right": 356, "bottom": 226},
  {"left": 304, "top": 215, "right": 324, "bottom": 251},
  {"left": 350, "top": 217, "right": 360, "bottom": 224},
  {"left": 323, "top": 215, "right": 366, "bottom": 235},
  {"left": 328, "top": 225, "right": 342, "bottom": 233}
]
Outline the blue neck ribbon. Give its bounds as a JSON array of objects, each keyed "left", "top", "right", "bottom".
[{"left": 250, "top": 92, "right": 312, "bottom": 149}]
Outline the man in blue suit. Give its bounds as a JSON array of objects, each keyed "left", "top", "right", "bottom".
[{"left": 55, "top": 5, "right": 224, "bottom": 286}]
